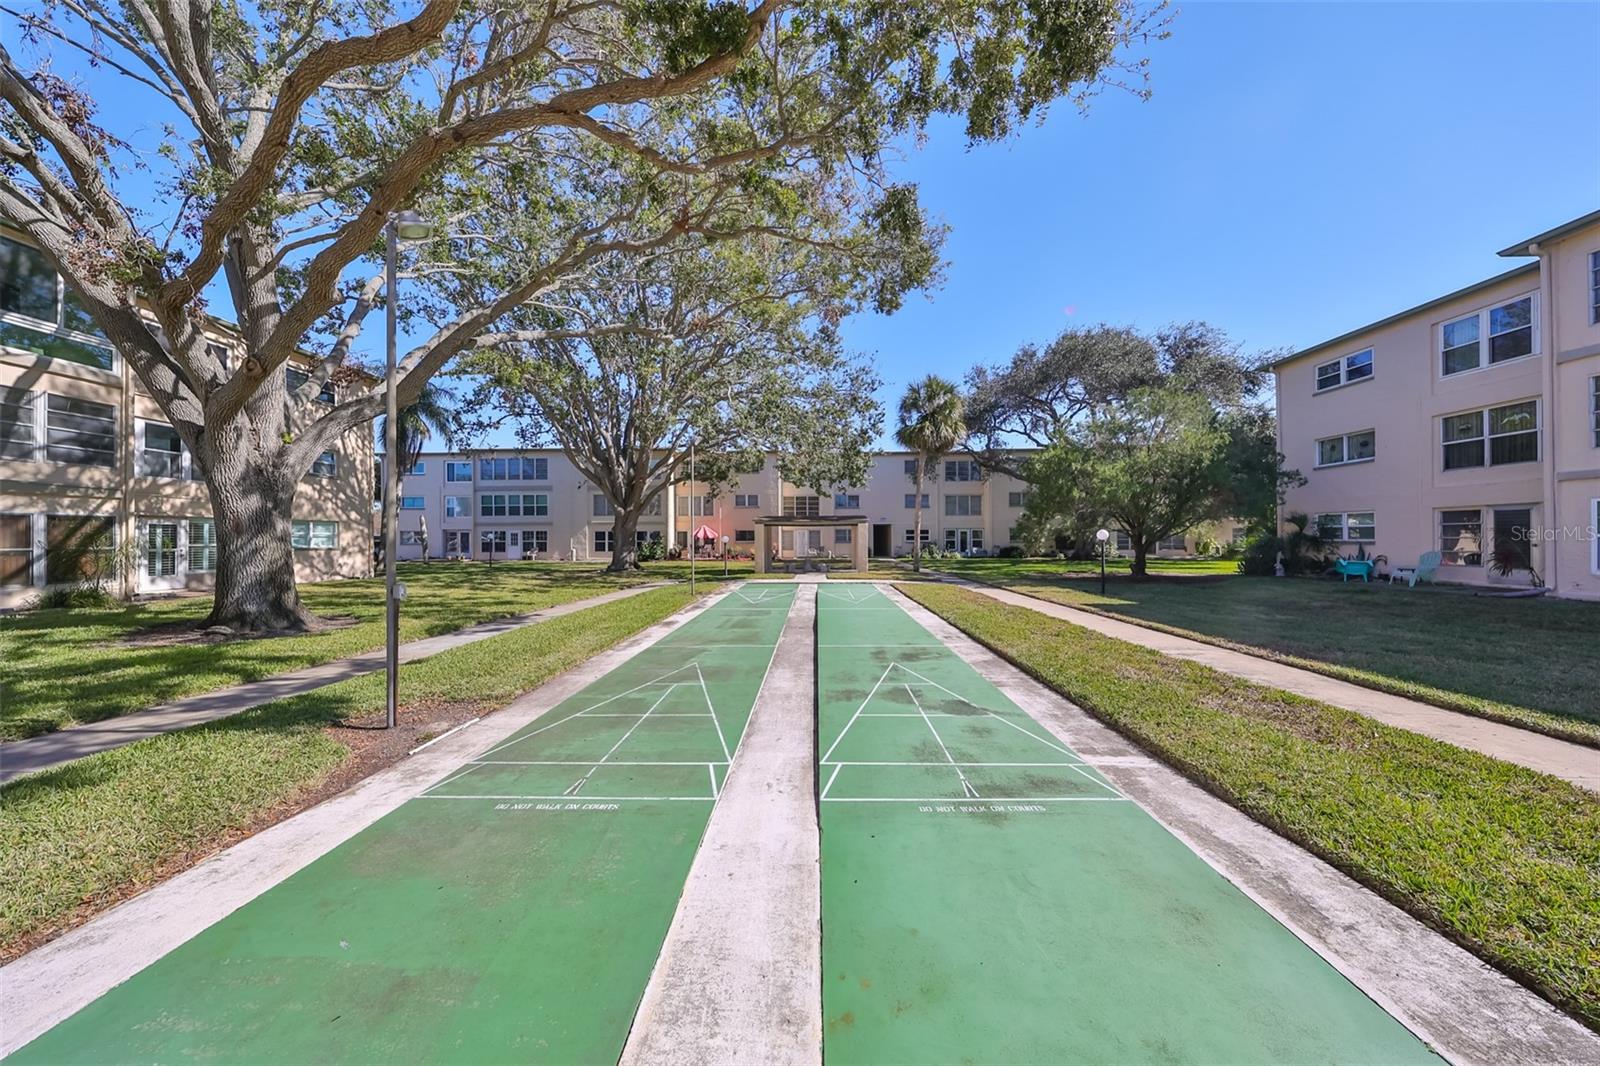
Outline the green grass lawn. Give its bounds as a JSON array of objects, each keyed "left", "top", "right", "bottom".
[
  {"left": 0, "top": 584, "right": 699, "bottom": 958},
  {"left": 0, "top": 561, "right": 737, "bottom": 740},
  {"left": 901, "top": 582, "right": 1600, "bottom": 1029},
  {"left": 930, "top": 558, "right": 1600, "bottom": 746}
]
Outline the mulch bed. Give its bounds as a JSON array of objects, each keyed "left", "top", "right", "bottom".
[{"left": 118, "top": 615, "right": 360, "bottom": 648}]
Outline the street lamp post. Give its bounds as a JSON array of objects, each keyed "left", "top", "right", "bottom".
[
  {"left": 1096, "top": 528, "right": 1110, "bottom": 598},
  {"left": 722, "top": 534, "right": 730, "bottom": 577},
  {"left": 383, "top": 209, "right": 437, "bottom": 729}
]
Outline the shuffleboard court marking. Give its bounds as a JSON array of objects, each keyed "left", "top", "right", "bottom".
[
  {"left": 470, "top": 662, "right": 706, "bottom": 761},
  {"left": 904, "top": 683, "right": 980, "bottom": 798}
]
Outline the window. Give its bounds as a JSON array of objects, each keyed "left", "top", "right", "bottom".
[
  {"left": 0, "top": 235, "right": 114, "bottom": 370},
  {"left": 480, "top": 529, "right": 508, "bottom": 554},
  {"left": 478, "top": 457, "right": 548, "bottom": 481},
  {"left": 1231, "top": 526, "right": 1249, "bottom": 545},
  {"left": 734, "top": 529, "right": 755, "bottom": 543},
  {"left": 593, "top": 494, "right": 614, "bottom": 517},
  {"left": 1441, "top": 294, "right": 1538, "bottom": 375},
  {"left": 1, "top": 513, "right": 33, "bottom": 586},
  {"left": 291, "top": 520, "right": 338, "bottom": 548},
  {"left": 903, "top": 527, "right": 931, "bottom": 544},
  {"left": 310, "top": 450, "right": 337, "bottom": 478},
  {"left": 284, "top": 366, "right": 336, "bottom": 404},
  {"left": 399, "top": 531, "right": 423, "bottom": 546},
  {"left": 1315, "top": 512, "right": 1375, "bottom": 543},
  {"left": 1591, "top": 251, "right": 1600, "bottom": 325},
  {"left": 676, "top": 494, "right": 713, "bottom": 516},
  {"left": 593, "top": 529, "right": 615, "bottom": 553},
  {"left": 635, "top": 530, "right": 662, "bottom": 548},
  {"left": 835, "top": 527, "right": 852, "bottom": 544},
  {"left": 904, "top": 494, "right": 929, "bottom": 509},
  {"left": 1114, "top": 531, "right": 1132, "bottom": 551},
  {"left": 834, "top": 493, "right": 860, "bottom": 510},
  {"left": 1316, "top": 430, "right": 1376, "bottom": 468},
  {"left": 1440, "top": 509, "right": 1483, "bottom": 566},
  {"left": 1442, "top": 401, "right": 1538, "bottom": 470},
  {"left": 734, "top": 493, "right": 760, "bottom": 508},
  {"left": 944, "top": 494, "right": 982, "bottom": 517},
  {"left": 526, "top": 529, "right": 549, "bottom": 555},
  {"left": 444, "top": 530, "right": 470, "bottom": 555},
  {"left": 904, "top": 459, "right": 919, "bottom": 477},
  {"left": 187, "top": 519, "right": 217, "bottom": 572},
  {"left": 481, "top": 493, "right": 547, "bottom": 517},
  {"left": 0, "top": 387, "right": 34, "bottom": 460},
  {"left": 409, "top": 462, "right": 426, "bottom": 475},
  {"left": 944, "top": 459, "right": 981, "bottom": 481},
  {"left": 1007, "top": 491, "right": 1029, "bottom": 508},
  {"left": 1593, "top": 499, "right": 1600, "bottom": 575},
  {"left": 45, "top": 514, "right": 114, "bottom": 583},
  {"left": 444, "top": 496, "right": 469, "bottom": 518},
  {"left": 45, "top": 393, "right": 115, "bottom": 467},
  {"left": 1591, "top": 376, "right": 1600, "bottom": 448},
  {"left": 782, "top": 496, "right": 820, "bottom": 518},
  {"left": 1314, "top": 348, "right": 1373, "bottom": 391},
  {"left": 1157, "top": 533, "right": 1187, "bottom": 551},
  {"left": 139, "top": 423, "right": 184, "bottom": 478},
  {"left": 401, "top": 496, "right": 425, "bottom": 510},
  {"left": 446, "top": 461, "right": 473, "bottom": 482}
]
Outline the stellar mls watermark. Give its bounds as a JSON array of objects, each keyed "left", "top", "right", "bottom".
[{"left": 1509, "top": 524, "right": 1598, "bottom": 543}]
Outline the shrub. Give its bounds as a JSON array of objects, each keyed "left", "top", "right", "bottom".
[
  {"left": 637, "top": 538, "right": 667, "bottom": 562},
  {"left": 28, "top": 585, "right": 122, "bottom": 611},
  {"left": 996, "top": 545, "right": 1025, "bottom": 558},
  {"left": 1236, "top": 513, "right": 1331, "bottom": 577}
]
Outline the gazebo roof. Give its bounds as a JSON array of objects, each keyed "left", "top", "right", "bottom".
[{"left": 750, "top": 513, "right": 869, "bottom": 526}]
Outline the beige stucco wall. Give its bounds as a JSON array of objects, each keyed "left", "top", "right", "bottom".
[{"left": 1538, "top": 219, "right": 1600, "bottom": 598}]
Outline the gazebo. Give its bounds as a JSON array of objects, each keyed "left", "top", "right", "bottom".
[{"left": 752, "top": 513, "right": 869, "bottom": 574}]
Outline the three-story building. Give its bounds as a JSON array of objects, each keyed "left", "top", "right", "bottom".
[{"left": 1273, "top": 209, "right": 1600, "bottom": 599}]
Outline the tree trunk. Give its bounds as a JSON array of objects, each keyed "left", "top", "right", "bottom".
[
  {"left": 204, "top": 459, "right": 316, "bottom": 632},
  {"left": 1130, "top": 540, "right": 1150, "bottom": 578},
  {"left": 911, "top": 455, "right": 925, "bottom": 572},
  {"left": 606, "top": 506, "right": 645, "bottom": 571}
]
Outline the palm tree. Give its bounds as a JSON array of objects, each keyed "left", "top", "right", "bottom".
[
  {"left": 894, "top": 375, "right": 966, "bottom": 573},
  {"left": 381, "top": 381, "right": 456, "bottom": 476},
  {"left": 379, "top": 382, "right": 454, "bottom": 563}
]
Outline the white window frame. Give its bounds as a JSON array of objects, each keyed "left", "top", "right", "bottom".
[
  {"left": 593, "top": 494, "right": 614, "bottom": 517},
  {"left": 445, "top": 461, "right": 473, "bottom": 482},
  {"left": 782, "top": 495, "right": 820, "bottom": 518},
  {"left": 833, "top": 493, "right": 860, "bottom": 510},
  {"left": 1007, "top": 491, "right": 1029, "bottom": 508},
  {"left": 1315, "top": 511, "right": 1375, "bottom": 543},
  {"left": 480, "top": 529, "right": 508, "bottom": 555},
  {"left": 444, "top": 530, "right": 471, "bottom": 555},
  {"left": 309, "top": 450, "right": 337, "bottom": 478},
  {"left": 1313, "top": 348, "right": 1374, "bottom": 393},
  {"left": 1438, "top": 291, "right": 1540, "bottom": 377},
  {"left": 400, "top": 495, "right": 425, "bottom": 510},
  {"left": 903, "top": 493, "right": 929, "bottom": 509},
  {"left": 593, "top": 528, "right": 615, "bottom": 553},
  {"left": 134, "top": 418, "right": 191, "bottom": 480},
  {"left": 0, "top": 386, "right": 37, "bottom": 462},
  {"left": 943, "top": 459, "right": 981, "bottom": 482},
  {"left": 0, "top": 235, "right": 118, "bottom": 373},
  {"left": 1591, "top": 251, "right": 1600, "bottom": 325},
  {"left": 1440, "top": 399, "right": 1540, "bottom": 471},
  {"left": 903, "top": 527, "right": 931, "bottom": 544},
  {"left": 291, "top": 519, "right": 338, "bottom": 549},
  {"left": 734, "top": 529, "right": 756, "bottom": 543},
  {"left": 1591, "top": 375, "right": 1600, "bottom": 449},
  {"left": 1314, "top": 429, "right": 1376, "bottom": 469},
  {"left": 444, "top": 495, "right": 470, "bottom": 518},
  {"left": 944, "top": 494, "right": 982, "bottom": 517},
  {"left": 187, "top": 518, "right": 217, "bottom": 573},
  {"left": 733, "top": 493, "right": 759, "bottom": 508}
]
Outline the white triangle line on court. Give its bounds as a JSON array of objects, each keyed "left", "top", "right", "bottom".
[
  {"left": 818, "top": 659, "right": 899, "bottom": 763},
  {"left": 694, "top": 662, "right": 733, "bottom": 762},
  {"left": 984, "top": 712, "right": 1078, "bottom": 758},
  {"left": 476, "top": 660, "right": 702, "bottom": 758}
]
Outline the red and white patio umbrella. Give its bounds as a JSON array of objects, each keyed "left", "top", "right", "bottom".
[{"left": 690, "top": 524, "right": 719, "bottom": 543}]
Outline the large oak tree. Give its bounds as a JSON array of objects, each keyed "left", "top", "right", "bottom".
[{"left": 0, "top": 0, "right": 1163, "bottom": 629}]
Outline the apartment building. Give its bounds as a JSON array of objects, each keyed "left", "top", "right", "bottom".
[
  {"left": 1273, "top": 209, "right": 1600, "bottom": 599},
  {"left": 0, "top": 227, "right": 376, "bottom": 610},
  {"left": 384, "top": 446, "right": 1228, "bottom": 565}
]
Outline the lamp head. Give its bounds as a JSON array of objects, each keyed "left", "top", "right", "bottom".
[
  {"left": 1096, "top": 528, "right": 1110, "bottom": 542},
  {"left": 392, "top": 210, "right": 436, "bottom": 240}
]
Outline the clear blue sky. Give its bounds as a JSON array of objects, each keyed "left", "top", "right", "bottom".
[{"left": 841, "top": 0, "right": 1600, "bottom": 445}]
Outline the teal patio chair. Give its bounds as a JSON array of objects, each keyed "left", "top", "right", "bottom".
[
  {"left": 1334, "top": 557, "right": 1375, "bottom": 583},
  {"left": 1390, "top": 551, "right": 1442, "bottom": 588}
]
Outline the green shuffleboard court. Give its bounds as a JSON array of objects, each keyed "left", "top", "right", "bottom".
[
  {"left": 816, "top": 584, "right": 1439, "bottom": 1064},
  {"left": 9, "top": 584, "right": 796, "bottom": 1066}
]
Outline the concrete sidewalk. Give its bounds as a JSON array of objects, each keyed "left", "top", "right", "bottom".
[
  {"left": 0, "top": 583, "right": 669, "bottom": 783},
  {"left": 939, "top": 578, "right": 1600, "bottom": 793}
]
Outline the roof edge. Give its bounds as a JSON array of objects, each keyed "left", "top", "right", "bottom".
[
  {"left": 1496, "top": 208, "right": 1600, "bottom": 257},
  {"left": 1270, "top": 262, "right": 1540, "bottom": 371}
]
